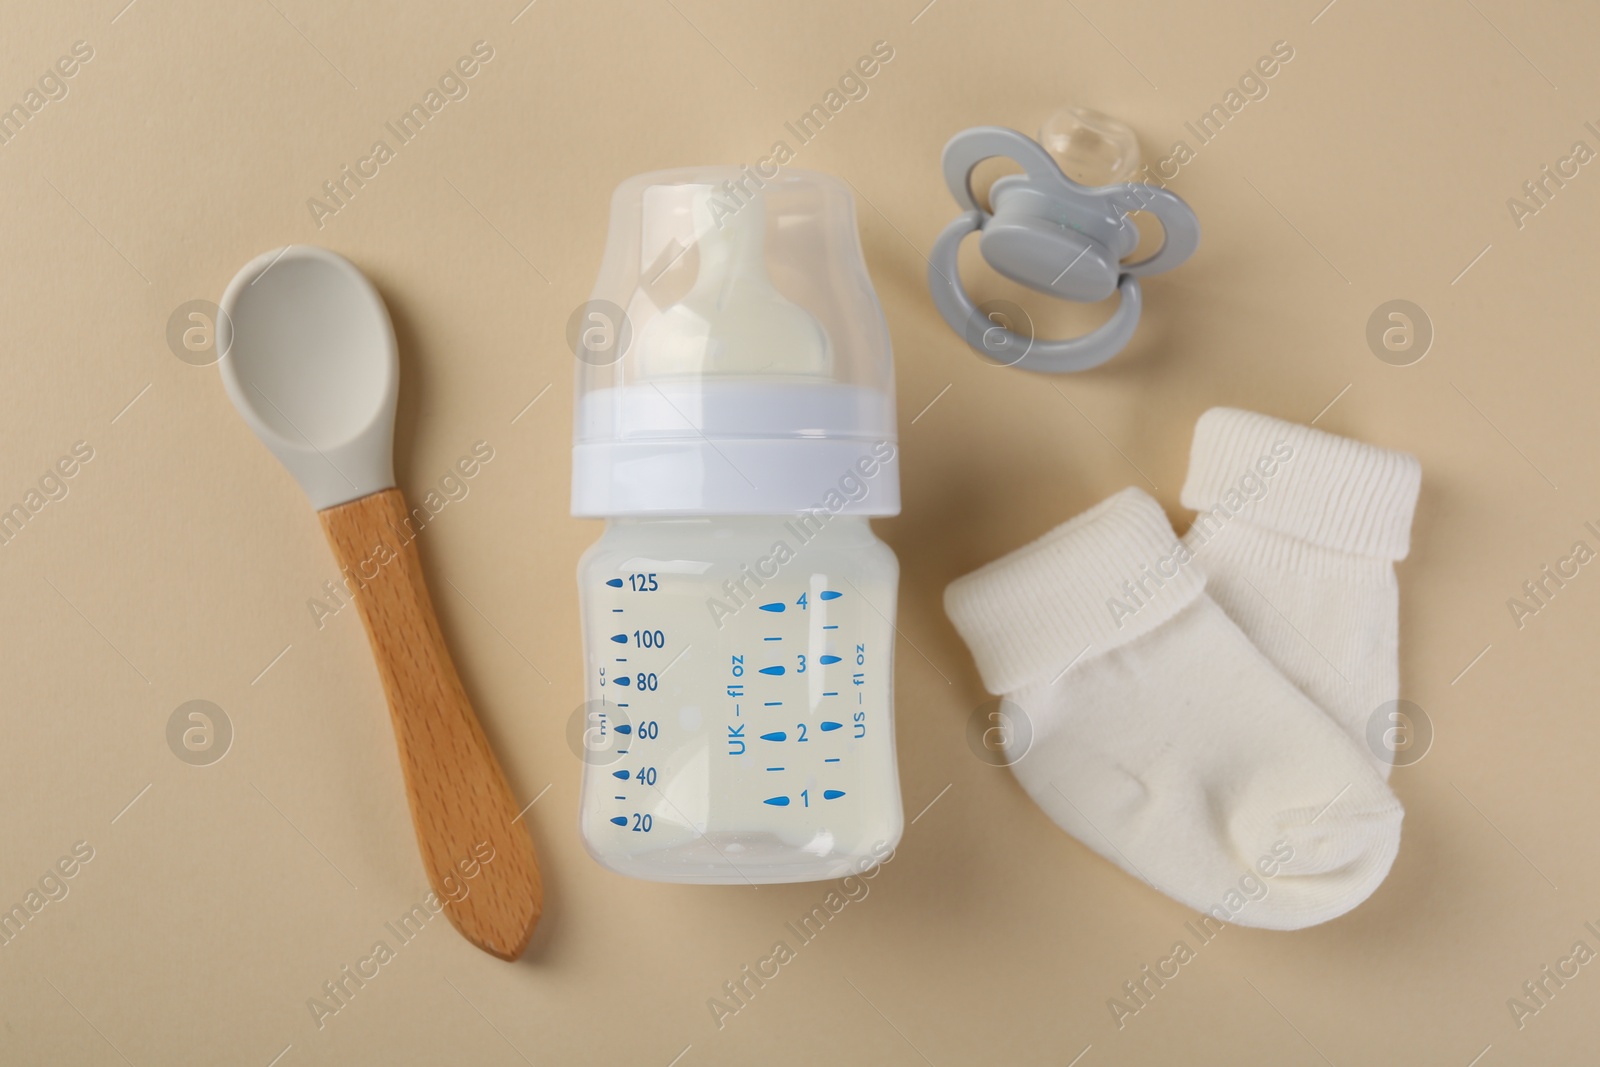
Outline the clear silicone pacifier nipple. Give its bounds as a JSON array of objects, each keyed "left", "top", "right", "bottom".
[
  {"left": 1038, "top": 106, "right": 1142, "bottom": 186},
  {"left": 634, "top": 187, "right": 833, "bottom": 379}
]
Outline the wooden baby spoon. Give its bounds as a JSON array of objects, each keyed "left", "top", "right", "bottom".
[{"left": 218, "top": 245, "right": 542, "bottom": 960}]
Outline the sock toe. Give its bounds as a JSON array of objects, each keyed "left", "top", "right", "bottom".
[
  {"left": 1275, "top": 804, "right": 1403, "bottom": 877},
  {"left": 1224, "top": 780, "right": 1403, "bottom": 929}
]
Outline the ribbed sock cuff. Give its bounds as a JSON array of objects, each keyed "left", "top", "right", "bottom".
[
  {"left": 1179, "top": 408, "right": 1422, "bottom": 561},
  {"left": 944, "top": 488, "right": 1206, "bottom": 694}
]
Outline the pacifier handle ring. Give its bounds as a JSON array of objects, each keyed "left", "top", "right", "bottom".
[{"left": 928, "top": 211, "right": 1144, "bottom": 375}]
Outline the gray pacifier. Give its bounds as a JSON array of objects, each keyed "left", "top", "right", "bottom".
[{"left": 929, "top": 126, "right": 1201, "bottom": 373}]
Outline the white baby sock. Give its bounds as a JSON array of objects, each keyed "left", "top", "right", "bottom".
[
  {"left": 944, "top": 488, "right": 1402, "bottom": 930},
  {"left": 1179, "top": 409, "right": 1422, "bottom": 776}
]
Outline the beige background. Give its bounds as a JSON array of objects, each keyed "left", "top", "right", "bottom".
[{"left": 2, "top": 0, "right": 1597, "bottom": 1063}]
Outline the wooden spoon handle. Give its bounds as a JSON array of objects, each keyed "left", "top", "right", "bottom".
[{"left": 319, "top": 488, "right": 542, "bottom": 961}]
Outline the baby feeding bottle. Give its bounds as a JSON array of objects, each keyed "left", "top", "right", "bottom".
[{"left": 570, "top": 167, "right": 904, "bottom": 884}]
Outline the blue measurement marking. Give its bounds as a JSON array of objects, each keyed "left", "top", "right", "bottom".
[
  {"left": 610, "top": 816, "right": 628, "bottom": 825},
  {"left": 820, "top": 590, "right": 842, "bottom": 600},
  {"left": 611, "top": 634, "right": 628, "bottom": 643},
  {"left": 823, "top": 625, "right": 838, "bottom": 630},
  {"left": 766, "top": 766, "right": 783, "bottom": 772},
  {"left": 825, "top": 757, "right": 840, "bottom": 763},
  {"left": 617, "top": 750, "right": 628, "bottom": 754},
  {"left": 759, "top": 665, "right": 785, "bottom": 676},
  {"left": 823, "top": 789, "right": 845, "bottom": 800},
  {"left": 614, "top": 675, "right": 632, "bottom": 687},
  {"left": 612, "top": 770, "right": 630, "bottom": 780},
  {"left": 764, "top": 796, "right": 790, "bottom": 806},
  {"left": 616, "top": 702, "right": 629, "bottom": 708},
  {"left": 615, "top": 724, "right": 633, "bottom": 735},
  {"left": 763, "top": 636, "right": 782, "bottom": 641},
  {"left": 613, "top": 795, "right": 626, "bottom": 800},
  {"left": 606, "top": 578, "right": 624, "bottom": 588},
  {"left": 760, "top": 731, "right": 787, "bottom": 742},
  {"left": 819, "top": 654, "right": 842, "bottom": 665},
  {"left": 615, "top": 658, "right": 627, "bottom": 663},
  {"left": 612, "top": 608, "right": 624, "bottom": 613},
  {"left": 822, "top": 691, "right": 838, "bottom": 698},
  {"left": 759, "top": 602, "right": 785, "bottom": 613},
  {"left": 763, "top": 701, "right": 782, "bottom": 707},
  {"left": 820, "top": 721, "right": 842, "bottom": 732}
]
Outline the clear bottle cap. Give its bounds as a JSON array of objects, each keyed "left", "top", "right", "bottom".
[{"left": 571, "top": 167, "right": 899, "bottom": 518}]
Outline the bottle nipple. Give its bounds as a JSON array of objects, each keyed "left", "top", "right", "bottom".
[{"left": 634, "top": 187, "right": 832, "bottom": 379}]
